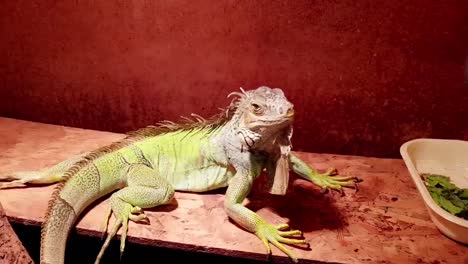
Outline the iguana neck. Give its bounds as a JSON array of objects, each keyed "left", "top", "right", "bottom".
[
  {"left": 211, "top": 114, "right": 244, "bottom": 149},
  {"left": 211, "top": 111, "right": 276, "bottom": 155}
]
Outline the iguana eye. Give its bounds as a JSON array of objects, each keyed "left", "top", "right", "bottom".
[{"left": 251, "top": 103, "right": 264, "bottom": 115}]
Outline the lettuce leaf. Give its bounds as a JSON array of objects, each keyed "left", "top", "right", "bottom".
[{"left": 422, "top": 174, "right": 468, "bottom": 220}]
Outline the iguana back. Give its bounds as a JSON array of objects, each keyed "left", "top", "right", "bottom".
[{"left": 133, "top": 126, "right": 236, "bottom": 192}]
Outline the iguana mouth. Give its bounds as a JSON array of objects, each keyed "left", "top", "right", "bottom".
[{"left": 248, "top": 114, "right": 294, "bottom": 130}]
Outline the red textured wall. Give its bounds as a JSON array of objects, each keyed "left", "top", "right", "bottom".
[{"left": 0, "top": 1, "right": 467, "bottom": 158}]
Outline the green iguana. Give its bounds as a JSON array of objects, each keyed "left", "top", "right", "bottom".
[{"left": 0, "top": 86, "right": 360, "bottom": 264}]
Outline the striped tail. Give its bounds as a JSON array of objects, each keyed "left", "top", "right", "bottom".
[
  {"left": 40, "top": 194, "right": 78, "bottom": 264},
  {"left": 39, "top": 161, "right": 122, "bottom": 264}
]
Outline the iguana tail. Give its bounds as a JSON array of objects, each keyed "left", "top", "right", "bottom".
[
  {"left": 40, "top": 153, "right": 125, "bottom": 264},
  {"left": 0, "top": 153, "right": 88, "bottom": 190},
  {"left": 0, "top": 171, "right": 60, "bottom": 189}
]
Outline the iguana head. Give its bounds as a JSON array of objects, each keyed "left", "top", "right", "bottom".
[
  {"left": 228, "top": 86, "right": 294, "bottom": 140},
  {"left": 228, "top": 86, "right": 295, "bottom": 195}
]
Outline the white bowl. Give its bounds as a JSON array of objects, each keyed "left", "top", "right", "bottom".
[{"left": 400, "top": 138, "right": 468, "bottom": 244}]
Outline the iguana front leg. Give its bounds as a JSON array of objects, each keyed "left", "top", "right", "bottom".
[
  {"left": 224, "top": 169, "right": 307, "bottom": 263},
  {"left": 289, "top": 153, "right": 361, "bottom": 193}
]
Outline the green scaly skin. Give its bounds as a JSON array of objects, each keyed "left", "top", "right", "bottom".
[{"left": 0, "top": 86, "right": 360, "bottom": 264}]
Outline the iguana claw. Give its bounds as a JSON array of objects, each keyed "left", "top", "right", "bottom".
[
  {"left": 324, "top": 168, "right": 338, "bottom": 176},
  {"left": 308, "top": 168, "right": 362, "bottom": 195},
  {"left": 255, "top": 222, "right": 308, "bottom": 263},
  {"left": 96, "top": 204, "right": 150, "bottom": 264}
]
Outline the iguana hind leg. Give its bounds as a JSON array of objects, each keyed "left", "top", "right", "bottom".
[
  {"left": 95, "top": 164, "right": 175, "bottom": 264},
  {"left": 0, "top": 152, "right": 88, "bottom": 189}
]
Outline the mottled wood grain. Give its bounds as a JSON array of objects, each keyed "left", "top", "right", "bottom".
[
  {"left": 0, "top": 202, "right": 34, "bottom": 264},
  {"left": 0, "top": 117, "right": 466, "bottom": 264}
]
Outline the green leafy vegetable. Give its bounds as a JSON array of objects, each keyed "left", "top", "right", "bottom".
[
  {"left": 459, "top": 189, "right": 468, "bottom": 199},
  {"left": 422, "top": 174, "right": 468, "bottom": 220}
]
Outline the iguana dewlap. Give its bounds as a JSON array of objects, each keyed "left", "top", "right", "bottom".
[{"left": 0, "top": 86, "right": 360, "bottom": 264}]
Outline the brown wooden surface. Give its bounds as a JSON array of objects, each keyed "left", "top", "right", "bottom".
[
  {"left": 0, "top": 202, "right": 34, "bottom": 264},
  {"left": 0, "top": 117, "right": 466, "bottom": 264}
]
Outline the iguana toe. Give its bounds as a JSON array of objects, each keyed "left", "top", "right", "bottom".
[
  {"left": 313, "top": 171, "right": 362, "bottom": 194},
  {"left": 131, "top": 206, "right": 143, "bottom": 214},
  {"left": 100, "top": 207, "right": 112, "bottom": 240},
  {"left": 95, "top": 217, "right": 124, "bottom": 264},
  {"left": 324, "top": 168, "right": 338, "bottom": 176},
  {"left": 278, "top": 230, "right": 302, "bottom": 237},
  {"left": 95, "top": 203, "right": 142, "bottom": 264},
  {"left": 276, "top": 223, "right": 290, "bottom": 230},
  {"left": 129, "top": 212, "right": 149, "bottom": 223}
]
